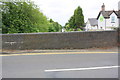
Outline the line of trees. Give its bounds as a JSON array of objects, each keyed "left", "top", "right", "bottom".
[
  {"left": 65, "top": 6, "right": 85, "bottom": 31},
  {"left": 1, "top": 1, "right": 85, "bottom": 34},
  {"left": 1, "top": 1, "right": 62, "bottom": 34}
]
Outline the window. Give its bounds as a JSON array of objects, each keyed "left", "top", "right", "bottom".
[{"left": 111, "top": 16, "right": 115, "bottom": 23}]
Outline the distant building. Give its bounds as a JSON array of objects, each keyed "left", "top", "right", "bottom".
[
  {"left": 85, "top": 3, "right": 120, "bottom": 31},
  {"left": 85, "top": 18, "right": 98, "bottom": 31},
  {"left": 62, "top": 27, "right": 66, "bottom": 32},
  {"left": 97, "top": 3, "right": 119, "bottom": 30}
]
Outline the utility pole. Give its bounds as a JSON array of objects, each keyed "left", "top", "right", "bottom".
[
  {"left": 118, "top": 2, "right": 120, "bottom": 78},
  {"left": 118, "top": 2, "right": 120, "bottom": 25}
]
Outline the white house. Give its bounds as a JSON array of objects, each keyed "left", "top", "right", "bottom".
[
  {"left": 97, "top": 3, "right": 119, "bottom": 30},
  {"left": 86, "top": 3, "right": 120, "bottom": 31},
  {"left": 85, "top": 18, "right": 98, "bottom": 31}
]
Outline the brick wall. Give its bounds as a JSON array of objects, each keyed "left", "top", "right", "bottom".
[{"left": 2, "top": 30, "right": 118, "bottom": 50}]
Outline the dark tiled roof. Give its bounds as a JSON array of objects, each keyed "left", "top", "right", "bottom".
[
  {"left": 88, "top": 18, "right": 98, "bottom": 26},
  {"left": 97, "top": 10, "right": 120, "bottom": 19}
]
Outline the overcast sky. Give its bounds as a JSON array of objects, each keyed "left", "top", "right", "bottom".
[{"left": 31, "top": 0, "right": 120, "bottom": 26}]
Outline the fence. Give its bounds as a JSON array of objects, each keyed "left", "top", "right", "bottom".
[{"left": 2, "top": 30, "right": 118, "bottom": 50}]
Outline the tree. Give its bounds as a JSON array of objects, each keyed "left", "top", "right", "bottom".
[
  {"left": 2, "top": 1, "right": 49, "bottom": 34},
  {"left": 69, "top": 15, "right": 75, "bottom": 28},
  {"left": 65, "top": 6, "right": 84, "bottom": 31},
  {"left": 74, "top": 6, "right": 84, "bottom": 30},
  {"left": 48, "top": 19, "right": 62, "bottom": 32},
  {"left": 49, "top": 19, "right": 54, "bottom": 23}
]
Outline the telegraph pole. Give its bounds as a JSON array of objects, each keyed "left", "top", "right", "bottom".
[{"left": 118, "top": 1, "right": 120, "bottom": 80}]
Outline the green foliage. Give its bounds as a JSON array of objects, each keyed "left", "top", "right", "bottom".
[
  {"left": 49, "top": 19, "right": 54, "bottom": 23},
  {"left": 77, "top": 28, "right": 82, "bottom": 31},
  {"left": 48, "top": 19, "right": 62, "bottom": 32},
  {"left": 2, "top": 2, "right": 62, "bottom": 34},
  {"left": 67, "top": 28, "right": 74, "bottom": 31},
  {"left": 65, "top": 6, "right": 84, "bottom": 31},
  {"left": 74, "top": 6, "right": 84, "bottom": 28}
]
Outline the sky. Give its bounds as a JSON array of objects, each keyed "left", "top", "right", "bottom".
[{"left": 31, "top": 0, "right": 120, "bottom": 26}]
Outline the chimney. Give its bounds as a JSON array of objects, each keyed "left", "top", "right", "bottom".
[{"left": 101, "top": 3, "right": 105, "bottom": 11}]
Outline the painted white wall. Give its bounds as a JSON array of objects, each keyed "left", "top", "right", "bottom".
[
  {"left": 106, "top": 12, "right": 119, "bottom": 29},
  {"left": 91, "top": 25, "right": 98, "bottom": 30},
  {"left": 98, "top": 14, "right": 105, "bottom": 30},
  {"left": 62, "top": 28, "right": 66, "bottom": 32},
  {"left": 98, "top": 12, "right": 119, "bottom": 30},
  {"left": 85, "top": 20, "right": 91, "bottom": 31},
  {"left": 85, "top": 20, "right": 98, "bottom": 31}
]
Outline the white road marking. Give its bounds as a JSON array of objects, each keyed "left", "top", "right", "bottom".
[{"left": 44, "top": 66, "right": 119, "bottom": 72}]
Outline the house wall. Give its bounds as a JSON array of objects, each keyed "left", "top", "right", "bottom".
[
  {"left": 98, "top": 14, "right": 106, "bottom": 30},
  {"left": 106, "top": 12, "right": 119, "bottom": 30},
  {"left": 85, "top": 20, "right": 91, "bottom": 31},
  {"left": 98, "top": 12, "right": 119, "bottom": 30},
  {"left": 91, "top": 26, "right": 98, "bottom": 30},
  {"left": 85, "top": 20, "right": 98, "bottom": 31}
]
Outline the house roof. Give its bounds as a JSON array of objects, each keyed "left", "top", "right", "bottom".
[
  {"left": 88, "top": 18, "right": 98, "bottom": 26},
  {"left": 97, "top": 10, "right": 120, "bottom": 19}
]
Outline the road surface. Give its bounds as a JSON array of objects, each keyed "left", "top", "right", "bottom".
[{"left": 1, "top": 52, "right": 118, "bottom": 78}]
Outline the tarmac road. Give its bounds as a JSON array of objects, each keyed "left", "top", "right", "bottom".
[{"left": 2, "top": 52, "right": 118, "bottom": 78}]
